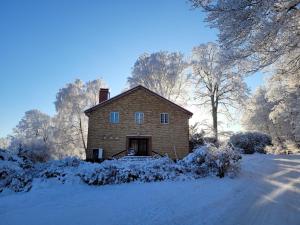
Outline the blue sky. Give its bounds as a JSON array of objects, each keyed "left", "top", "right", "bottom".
[{"left": 0, "top": 0, "right": 263, "bottom": 137}]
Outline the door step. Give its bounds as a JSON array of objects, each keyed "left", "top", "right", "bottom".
[{"left": 119, "top": 156, "right": 154, "bottom": 161}]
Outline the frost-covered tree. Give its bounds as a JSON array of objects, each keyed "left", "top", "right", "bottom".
[
  {"left": 242, "top": 62, "right": 300, "bottom": 146},
  {"left": 10, "top": 110, "right": 53, "bottom": 162},
  {"left": 128, "top": 51, "right": 190, "bottom": 105},
  {"left": 54, "top": 79, "right": 106, "bottom": 158},
  {"left": 267, "top": 72, "right": 300, "bottom": 143},
  {"left": 241, "top": 87, "right": 284, "bottom": 144},
  {"left": 241, "top": 87, "right": 273, "bottom": 134},
  {"left": 192, "top": 43, "right": 249, "bottom": 140},
  {"left": 190, "top": 0, "right": 300, "bottom": 73}
]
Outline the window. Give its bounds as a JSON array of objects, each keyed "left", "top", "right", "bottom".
[
  {"left": 109, "top": 112, "right": 119, "bottom": 124},
  {"left": 160, "top": 113, "right": 169, "bottom": 124},
  {"left": 135, "top": 112, "right": 144, "bottom": 124}
]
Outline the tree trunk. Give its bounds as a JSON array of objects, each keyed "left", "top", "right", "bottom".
[
  {"left": 212, "top": 106, "right": 218, "bottom": 142},
  {"left": 211, "top": 96, "right": 218, "bottom": 142},
  {"left": 79, "top": 117, "right": 87, "bottom": 155}
]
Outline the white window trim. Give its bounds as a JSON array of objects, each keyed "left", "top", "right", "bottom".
[
  {"left": 160, "top": 113, "right": 169, "bottom": 124},
  {"left": 110, "top": 112, "right": 119, "bottom": 124},
  {"left": 135, "top": 112, "right": 144, "bottom": 124}
]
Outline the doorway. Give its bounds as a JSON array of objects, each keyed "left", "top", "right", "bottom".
[{"left": 127, "top": 136, "right": 151, "bottom": 156}]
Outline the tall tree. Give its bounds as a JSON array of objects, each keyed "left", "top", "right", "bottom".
[
  {"left": 54, "top": 79, "right": 106, "bottom": 158},
  {"left": 128, "top": 51, "right": 190, "bottom": 105},
  {"left": 190, "top": 0, "right": 300, "bottom": 73},
  {"left": 192, "top": 43, "right": 249, "bottom": 140}
]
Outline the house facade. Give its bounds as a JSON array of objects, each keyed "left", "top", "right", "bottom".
[{"left": 84, "top": 85, "right": 193, "bottom": 160}]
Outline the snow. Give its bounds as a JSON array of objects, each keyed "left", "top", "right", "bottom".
[{"left": 1, "top": 153, "right": 300, "bottom": 225}]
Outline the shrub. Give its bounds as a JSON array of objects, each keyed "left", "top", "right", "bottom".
[
  {"left": 189, "top": 132, "right": 205, "bottom": 151},
  {"left": 229, "top": 132, "right": 272, "bottom": 154},
  {"left": 265, "top": 140, "right": 300, "bottom": 154},
  {"left": 180, "top": 144, "right": 241, "bottom": 178},
  {"left": 0, "top": 144, "right": 242, "bottom": 192},
  {"left": 78, "top": 157, "right": 185, "bottom": 185},
  {"left": 0, "top": 149, "right": 33, "bottom": 192}
]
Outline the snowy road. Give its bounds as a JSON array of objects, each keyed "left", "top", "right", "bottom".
[{"left": 0, "top": 154, "right": 299, "bottom": 225}]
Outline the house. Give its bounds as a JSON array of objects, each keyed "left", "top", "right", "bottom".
[{"left": 84, "top": 85, "right": 193, "bottom": 161}]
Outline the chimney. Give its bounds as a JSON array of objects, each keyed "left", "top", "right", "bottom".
[{"left": 99, "top": 88, "right": 109, "bottom": 103}]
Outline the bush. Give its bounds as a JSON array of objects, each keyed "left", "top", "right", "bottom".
[
  {"left": 265, "top": 140, "right": 300, "bottom": 154},
  {"left": 0, "top": 144, "right": 242, "bottom": 192},
  {"left": 203, "top": 137, "right": 219, "bottom": 146},
  {"left": 189, "top": 132, "right": 205, "bottom": 151},
  {"left": 229, "top": 132, "right": 272, "bottom": 154},
  {"left": 78, "top": 157, "right": 185, "bottom": 185},
  {"left": 0, "top": 149, "right": 33, "bottom": 192},
  {"left": 180, "top": 144, "right": 241, "bottom": 178}
]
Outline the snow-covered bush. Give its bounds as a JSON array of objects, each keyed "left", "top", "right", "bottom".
[
  {"left": 37, "top": 157, "right": 82, "bottom": 183},
  {"left": 78, "top": 157, "right": 186, "bottom": 185},
  {"left": 229, "top": 132, "right": 272, "bottom": 154},
  {"left": 265, "top": 141, "right": 300, "bottom": 155},
  {"left": 0, "top": 144, "right": 242, "bottom": 193},
  {"left": 180, "top": 144, "right": 241, "bottom": 178},
  {"left": 0, "top": 149, "right": 33, "bottom": 192},
  {"left": 189, "top": 132, "right": 205, "bottom": 151}
]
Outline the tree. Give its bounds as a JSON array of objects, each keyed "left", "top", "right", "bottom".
[
  {"left": 10, "top": 110, "right": 53, "bottom": 162},
  {"left": 189, "top": 0, "right": 300, "bottom": 73},
  {"left": 128, "top": 51, "right": 190, "bottom": 105},
  {"left": 241, "top": 87, "right": 283, "bottom": 144},
  {"left": 266, "top": 69, "right": 300, "bottom": 143},
  {"left": 54, "top": 79, "right": 106, "bottom": 158},
  {"left": 242, "top": 63, "right": 300, "bottom": 146},
  {"left": 192, "top": 43, "right": 249, "bottom": 141}
]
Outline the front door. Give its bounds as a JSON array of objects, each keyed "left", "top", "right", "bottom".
[{"left": 129, "top": 138, "right": 148, "bottom": 156}]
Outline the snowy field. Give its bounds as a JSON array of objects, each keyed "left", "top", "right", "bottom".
[{"left": 0, "top": 154, "right": 300, "bottom": 225}]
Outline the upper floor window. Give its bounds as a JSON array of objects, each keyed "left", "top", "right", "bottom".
[
  {"left": 109, "top": 112, "right": 119, "bottom": 124},
  {"left": 160, "top": 113, "right": 169, "bottom": 124},
  {"left": 135, "top": 112, "right": 144, "bottom": 124}
]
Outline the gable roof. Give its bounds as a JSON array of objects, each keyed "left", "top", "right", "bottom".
[{"left": 84, "top": 85, "right": 193, "bottom": 117}]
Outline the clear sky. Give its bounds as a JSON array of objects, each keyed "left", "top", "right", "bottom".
[{"left": 0, "top": 0, "right": 263, "bottom": 137}]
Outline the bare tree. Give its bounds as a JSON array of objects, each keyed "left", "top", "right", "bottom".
[
  {"left": 128, "top": 51, "right": 191, "bottom": 105},
  {"left": 192, "top": 43, "right": 249, "bottom": 141}
]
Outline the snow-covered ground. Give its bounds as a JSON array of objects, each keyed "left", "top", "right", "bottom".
[{"left": 1, "top": 154, "right": 299, "bottom": 225}]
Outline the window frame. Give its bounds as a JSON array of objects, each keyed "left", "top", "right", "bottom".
[
  {"left": 109, "top": 111, "right": 119, "bottom": 124},
  {"left": 160, "top": 113, "right": 169, "bottom": 124},
  {"left": 135, "top": 112, "right": 144, "bottom": 124}
]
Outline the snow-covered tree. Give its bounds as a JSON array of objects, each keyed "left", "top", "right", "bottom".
[
  {"left": 54, "top": 79, "right": 106, "bottom": 158},
  {"left": 241, "top": 87, "right": 273, "bottom": 132},
  {"left": 242, "top": 62, "right": 300, "bottom": 146},
  {"left": 128, "top": 51, "right": 190, "bottom": 105},
  {"left": 190, "top": 0, "right": 300, "bottom": 73},
  {"left": 267, "top": 71, "right": 300, "bottom": 143},
  {"left": 192, "top": 43, "right": 249, "bottom": 141},
  {"left": 10, "top": 110, "right": 53, "bottom": 162}
]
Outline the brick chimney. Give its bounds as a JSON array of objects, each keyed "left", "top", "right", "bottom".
[{"left": 99, "top": 88, "right": 109, "bottom": 103}]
